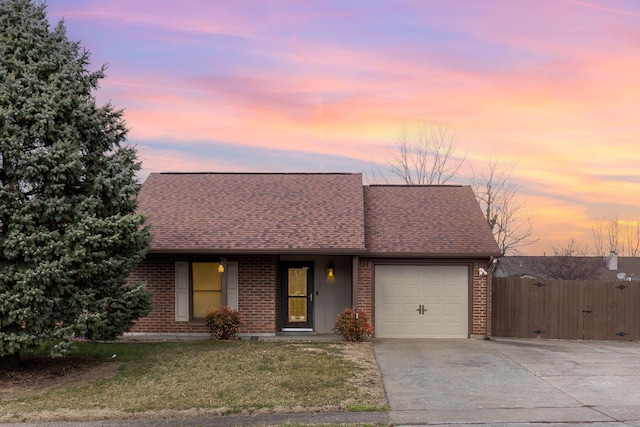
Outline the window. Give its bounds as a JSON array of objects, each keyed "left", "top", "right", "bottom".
[
  {"left": 192, "top": 262, "right": 222, "bottom": 318},
  {"left": 175, "top": 260, "right": 237, "bottom": 322}
]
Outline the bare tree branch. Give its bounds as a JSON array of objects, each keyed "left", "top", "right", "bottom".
[
  {"left": 625, "top": 220, "right": 640, "bottom": 257},
  {"left": 592, "top": 222, "right": 605, "bottom": 257},
  {"left": 608, "top": 215, "right": 620, "bottom": 255},
  {"left": 540, "top": 238, "right": 602, "bottom": 280},
  {"left": 388, "top": 124, "right": 464, "bottom": 185},
  {"left": 379, "top": 127, "right": 534, "bottom": 255},
  {"left": 592, "top": 216, "right": 640, "bottom": 256},
  {"left": 473, "top": 157, "right": 536, "bottom": 255}
]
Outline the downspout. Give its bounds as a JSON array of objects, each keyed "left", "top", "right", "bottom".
[{"left": 487, "top": 256, "right": 496, "bottom": 339}]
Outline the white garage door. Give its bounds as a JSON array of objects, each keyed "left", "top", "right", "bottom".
[{"left": 375, "top": 265, "right": 469, "bottom": 338}]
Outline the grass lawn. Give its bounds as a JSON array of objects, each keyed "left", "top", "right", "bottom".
[{"left": 0, "top": 340, "right": 387, "bottom": 423}]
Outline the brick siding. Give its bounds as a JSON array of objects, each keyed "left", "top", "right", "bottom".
[
  {"left": 236, "top": 255, "right": 279, "bottom": 334},
  {"left": 471, "top": 261, "right": 490, "bottom": 336},
  {"left": 355, "top": 259, "right": 373, "bottom": 315},
  {"left": 129, "top": 253, "right": 278, "bottom": 334},
  {"left": 130, "top": 253, "right": 491, "bottom": 337}
]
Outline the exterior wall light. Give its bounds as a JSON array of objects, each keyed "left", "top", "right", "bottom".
[
  {"left": 478, "top": 267, "right": 488, "bottom": 277},
  {"left": 327, "top": 263, "right": 334, "bottom": 279},
  {"left": 218, "top": 258, "right": 225, "bottom": 274}
]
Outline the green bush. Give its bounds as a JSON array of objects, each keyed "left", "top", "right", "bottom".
[
  {"left": 204, "top": 306, "right": 241, "bottom": 340},
  {"left": 333, "top": 307, "right": 373, "bottom": 341}
]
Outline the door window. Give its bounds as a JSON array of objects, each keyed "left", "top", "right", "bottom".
[{"left": 288, "top": 268, "right": 308, "bottom": 322}]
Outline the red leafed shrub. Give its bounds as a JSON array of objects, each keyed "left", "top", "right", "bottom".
[
  {"left": 204, "top": 306, "right": 241, "bottom": 340},
  {"left": 333, "top": 307, "right": 373, "bottom": 341}
]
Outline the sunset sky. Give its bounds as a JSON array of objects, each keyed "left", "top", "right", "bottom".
[{"left": 45, "top": 0, "right": 640, "bottom": 255}]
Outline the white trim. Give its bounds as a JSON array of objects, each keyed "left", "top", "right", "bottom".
[
  {"left": 226, "top": 261, "right": 239, "bottom": 310},
  {"left": 174, "top": 261, "right": 189, "bottom": 322},
  {"left": 282, "top": 328, "right": 313, "bottom": 332}
]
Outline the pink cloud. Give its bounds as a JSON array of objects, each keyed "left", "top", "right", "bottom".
[{"left": 46, "top": 1, "right": 640, "bottom": 254}]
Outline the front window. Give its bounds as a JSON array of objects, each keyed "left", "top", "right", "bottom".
[{"left": 192, "top": 262, "right": 222, "bottom": 318}]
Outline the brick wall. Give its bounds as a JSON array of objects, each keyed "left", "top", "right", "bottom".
[
  {"left": 471, "top": 260, "right": 490, "bottom": 336},
  {"left": 128, "top": 253, "right": 279, "bottom": 334},
  {"left": 130, "top": 253, "right": 492, "bottom": 337},
  {"left": 355, "top": 258, "right": 373, "bottom": 315},
  {"left": 235, "top": 255, "right": 279, "bottom": 334},
  {"left": 128, "top": 253, "right": 205, "bottom": 333},
  {"left": 356, "top": 258, "right": 491, "bottom": 337}
]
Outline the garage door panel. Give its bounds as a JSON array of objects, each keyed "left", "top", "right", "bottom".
[
  {"left": 380, "top": 283, "right": 400, "bottom": 297},
  {"left": 444, "top": 301, "right": 465, "bottom": 309},
  {"left": 422, "top": 283, "right": 443, "bottom": 297},
  {"left": 375, "top": 265, "right": 469, "bottom": 339},
  {"left": 378, "top": 302, "right": 422, "bottom": 318},
  {"left": 403, "top": 321, "right": 426, "bottom": 334},
  {"left": 400, "top": 284, "right": 423, "bottom": 297},
  {"left": 420, "top": 269, "right": 443, "bottom": 284},
  {"left": 443, "top": 283, "right": 466, "bottom": 297},
  {"left": 442, "top": 268, "right": 468, "bottom": 283},
  {"left": 376, "top": 302, "right": 401, "bottom": 317},
  {"left": 378, "top": 266, "right": 420, "bottom": 284},
  {"left": 423, "top": 303, "right": 442, "bottom": 315},
  {"left": 420, "top": 323, "right": 444, "bottom": 336}
]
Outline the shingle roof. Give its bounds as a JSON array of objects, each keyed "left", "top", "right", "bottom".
[
  {"left": 138, "top": 173, "right": 366, "bottom": 253},
  {"left": 363, "top": 185, "right": 502, "bottom": 256},
  {"left": 138, "top": 174, "right": 500, "bottom": 257}
]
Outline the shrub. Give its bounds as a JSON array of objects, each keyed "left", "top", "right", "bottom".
[
  {"left": 333, "top": 307, "right": 373, "bottom": 341},
  {"left": 204, "top": 306, "right": 241, "bottom": 340}
]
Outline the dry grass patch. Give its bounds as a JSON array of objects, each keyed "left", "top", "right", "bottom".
[{"left": 0, "top": 340, "right": 387, "bottom": 423}]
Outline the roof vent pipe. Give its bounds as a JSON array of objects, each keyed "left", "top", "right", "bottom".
[{"left": 607, "top": 251, "right": 618, "bottom": 271}]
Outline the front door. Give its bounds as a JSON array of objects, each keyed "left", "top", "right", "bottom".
[{"left": 282, "top": 263, "right": 313, "bottom": 330}]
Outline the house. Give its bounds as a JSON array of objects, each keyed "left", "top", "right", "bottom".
[
  {"left": 128, "top": 172, "right": 501, "bottom": 339},
  {"left": 495, "top": 253, "right": 640, "bottom": 281}
]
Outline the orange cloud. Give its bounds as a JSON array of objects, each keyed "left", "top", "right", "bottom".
[{"left": 48, "top": 1, "right": 640, "bottom": 255}]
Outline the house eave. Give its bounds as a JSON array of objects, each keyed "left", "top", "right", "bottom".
[
  {"left": 148, "top": 248, "right": 502, "bottom": 258},
  {"left": 363, "top": 251, "right": 503, "bottom": 259}
]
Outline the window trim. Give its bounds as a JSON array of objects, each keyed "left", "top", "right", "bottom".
[{"left": 190, "top": 261, "right": 226, "bottom": 321}]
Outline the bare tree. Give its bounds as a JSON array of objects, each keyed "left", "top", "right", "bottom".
[
  {"left": 387, "top": 124, "right": 465, "bottom": 185},
  {"left": 592, "top": 216, "right": 640, "bottom": 256},
  {"left": 375, "top": 127, "right": 534, "bottom": 255},
  {"left": 541, "top": 238, "right": 602, "bottom": 280},
  {"left": 608, "top": 216, "right": 620, "bottom": 255},
  {"left": 592, "top": 222, "right": 605, "bottom": 257},
  {"left": 473, "top": 157, "right": 536, "bottom": 255},
  {"left": 624, "top": 219, "right": 640, "bottom": 257}
]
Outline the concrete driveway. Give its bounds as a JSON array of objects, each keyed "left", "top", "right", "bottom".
[{"left": 374, "top": 338, "right": 640, "bottom": 426}]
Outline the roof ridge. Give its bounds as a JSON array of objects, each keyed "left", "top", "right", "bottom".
[
  {"left": 157, "top": 172, "right": 361, "bottom": 176},
  {"left": 366, "top": 184, "right": 464, "bottom": 188}
]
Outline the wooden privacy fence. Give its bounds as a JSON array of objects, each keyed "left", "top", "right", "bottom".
[{"left": 492, "top": 277, "right": 640, "bottom": 340}]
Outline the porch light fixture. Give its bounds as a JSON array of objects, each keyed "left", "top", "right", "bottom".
[
  {"left": 218, "top": 258, "right": 225, "bottom": 274},
  {"left": 327, "top": 263, "right": 335, "bottom": 279},
  {"left": 478, "top": 267, "right": 488, "bottom": 277}
]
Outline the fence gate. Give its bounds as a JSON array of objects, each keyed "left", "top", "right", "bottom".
[{"left": 492, "top": 278, "right": 640, "bottom": 340}]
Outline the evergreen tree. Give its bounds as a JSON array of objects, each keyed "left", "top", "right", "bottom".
[{"left": 0, "top": 0, "right": 152, "bottom": 367}]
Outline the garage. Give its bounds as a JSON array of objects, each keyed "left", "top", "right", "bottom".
[{"left": 374, "top": 265, "right": 470, "bottom": 338}]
